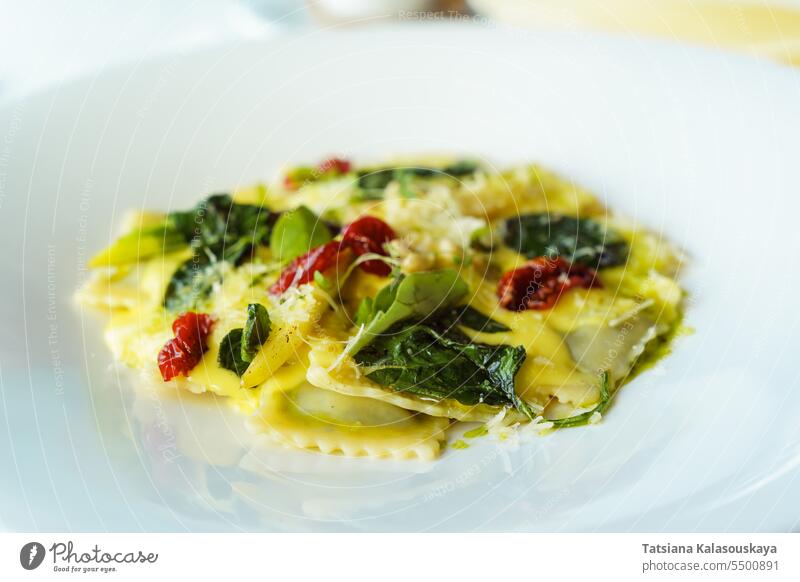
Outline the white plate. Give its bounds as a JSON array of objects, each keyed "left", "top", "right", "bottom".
[{"left": 1, "top": 24, "right": 799, "bottom": 532}]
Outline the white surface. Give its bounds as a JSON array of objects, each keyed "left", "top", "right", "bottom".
[
  {"left": 0, "top": 0, "right": 308, "bottom": 101},
  {"left": 1, "top": 25, "right": 799, "bottom": 532}
]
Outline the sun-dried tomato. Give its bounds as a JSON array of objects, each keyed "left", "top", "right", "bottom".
[
  {"left": 158, "top": 312, "right": 215, "bottom": 381},
  {"left": 318, "top": 157, "right": 351, "bottom": 175},
  {"left": 283, "top": 174, "right": 301, "bottom": 190},
  {"left": 497, "top": 257, "right": 600, "bottom": 311},
  {"left": 270, "top": 240, "right": 350, "bottom": 294},
  {"left": 341, "top": 216, "right": 396, "bottom": 276},
  {"left": 284, "top": 157, "right": 352, "bottom": 190}
]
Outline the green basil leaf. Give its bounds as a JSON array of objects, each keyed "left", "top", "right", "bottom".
[
  {"left": 503, "top": 213, "right": 628, "bottom": 268},
  {"left": 241, "top": 303, "right": 271, "bottom": 362},
  {"left": 218, "top": 328, "right": 249, "bottom": 377},
  {"left": 354, "top": 322, "right": 528, "bottom": 413}
]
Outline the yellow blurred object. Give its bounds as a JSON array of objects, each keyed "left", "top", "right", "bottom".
[{"left": 468, "top": 0, "right": 800, "bottom": 65}]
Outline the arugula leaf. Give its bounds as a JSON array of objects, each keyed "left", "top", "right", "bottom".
[
  {"left": 549, "top": 371, "right": 611, "bottom": 427},
  {"left": 503, "top": 213, "right": 628, "bottom": 268},
  {"left": 217, "top": 328, "right": 249, "bottom": 376},
  {"left": 354, "top": 323, "right": 528, "bottom": 412},
  {"left": 269, "top": 205, "right": 332, "bottom": 263},
  {"left": 347, "top": 270, "right": 468, "bottom": 355},
  {"left": 241, "top": 303, "right": 270, "bottom": 363}
]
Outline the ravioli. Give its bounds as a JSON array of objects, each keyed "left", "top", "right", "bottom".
[
  {"left": 76, "top": 156, "right": 686, "bottom": 460},
  {"left": 251, "top": 383, "right": 449, "bottom": 460}
]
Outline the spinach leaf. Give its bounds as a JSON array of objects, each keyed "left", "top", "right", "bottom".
[
  {"left": 168, "top": 193, "right": 273, "bottom": 264},
  {"left": 354, "top": 323, "right": 530, "bottom": 414},
  {"left": 347, "top": 270, "right": 468, "bottom": 355},
  {"left": 442, "top": 160, "right": 479, "bottom": 177},
  {"left": 241, "top": 303, "right": 271, "bottom": 362},
  {"left": 163, "top": 194, "right": 275, "bottom": 311},
  {"left": 443, "top": 305, "right": 510, "bottom": 333},
  {"left": 163, "top": 255, "right": 223, "bottom": 312},
  {"left": 357, "top": 168, "right": 395, "bottom": 191},
  {"left": 217, "top": 328, "right": 249, "bottom": 376},
  {"left": 503, "top": 213, "right": 628, "bottom": 268},
  {"left": 269, "top": 205, "right": 332, "bottom": 263},
  {"left": 353, "top": 162, "right": 481, "bottom": 201},
  {"left": 549, "top": 371, "right": 611, "bottom": 427}
]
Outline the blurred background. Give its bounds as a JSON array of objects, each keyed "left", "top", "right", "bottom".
[{"left": 2, "top": 0, "right": 799, "bottom": 100}]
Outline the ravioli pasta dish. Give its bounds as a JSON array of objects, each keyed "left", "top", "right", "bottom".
[{"left": 77, "top": 156, "right": 685, "bottom": 461}]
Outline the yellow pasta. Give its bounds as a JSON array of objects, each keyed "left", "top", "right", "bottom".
[
  {"left": 76, "top": 156, "right": 686, "bottom": 459},
  {"left": 252, "top": 382, "right": 449, "bottom": 460}
]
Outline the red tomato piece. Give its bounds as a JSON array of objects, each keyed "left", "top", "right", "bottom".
[
  {"left": 158, "top": 312, "right": 215, "bottom": 381},
  {"left": 270, "top": 240, "right": 349, "bottom": 294},
  {"left": 341, "top": 216, "right": 396, "bottom": 276},
  {"left": 497, "top": 257, "right": 600, "bottom": 311},
  {"left": 283, "top": 175, "right": 299, "bottom": 190},
  {"left": 318, "top": 157, "right": 351, "bottom": 175},
  {"left": 171, "top": 312, "right": 214, "bottom": 351},
  {"left": 284, "top": 157, "right": 352, "bottom": 190}
]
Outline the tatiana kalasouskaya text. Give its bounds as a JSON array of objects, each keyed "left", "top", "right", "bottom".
[{"left": 642, "top": 543, "right": 777, "bottom": 557}]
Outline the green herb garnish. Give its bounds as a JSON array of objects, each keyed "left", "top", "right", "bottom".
[
  {"left": 162, "top": 194, "right": 275, "bottom": 311},
  {"left": 217, "top": 328, "right": 249, "bottom": 377},
  {"left": 445, "top": 305, "right": 510, "bottom": 333},
  {"left": 347, "top": 269, "right": 468, "bottom": 355},
  {"left": 241, "top": 303, "right": 271, "bottom": 363},
  {"left": 269, "top": 205, "right": 332, "bottom": 263},
  {"left": 168, "top": 194, "right": 273, "bottom": 265},
  {"left": 163, "top": 256, "right": 224, "bottom": 313},
  {"left": 549, "top": 371, "right": 611, "bottom": 427},
  {"left": 463, "top": 425, "right": 488, "bottom": 439},
  {"left": 353, "top": 162, "right": 480, "bottom": 201},
  {"left": 354, "top": 322, "right": 529, "bottom": 413},
  {"left": 442, "top": 160, "right": 479, "bottom": 177},
  {"left": 503, "top": 213, "right": 628, "bottom": 268}
]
